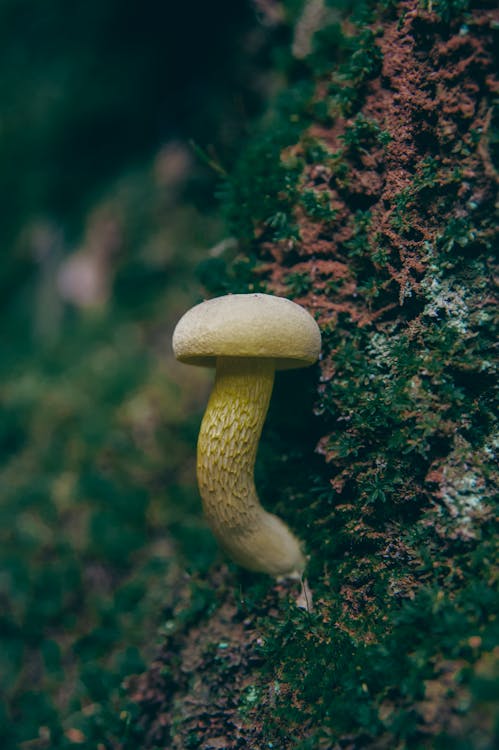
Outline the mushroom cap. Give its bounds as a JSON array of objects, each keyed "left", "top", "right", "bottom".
[{"left": 172, "top": 293, "right": 321, "bottom": 370}]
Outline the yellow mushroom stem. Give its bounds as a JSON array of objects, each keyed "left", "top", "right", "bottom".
[{"left": 197, "top": 356, "right": 306, "bottom": 578}]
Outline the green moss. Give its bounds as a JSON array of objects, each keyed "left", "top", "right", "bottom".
[
  {"left": 223, "top": 129, "right": 303, "bottom": 245},
  {"left": 327, "top": 28, "right": 383, "bottom": 115},
  {"left": 285, "top": 271, "right": 314, "bottom": 295},
  {"left": 343, "top": 209, "right": 373, "bottom": 257},
  {"left": 300, "top": 136, "right": 332, "bottom": 165},
  {"left": 300, "top": 188, "right": 338, "bottom": 222},
  {"left": 308, "top": 20, "right": 344, "bottom": 75},
  {"left": 196, "top": 253, "right": 267, "bottom": 297},
  {"left": 340, "top": 113, "right": 391, "bottom": 153}
]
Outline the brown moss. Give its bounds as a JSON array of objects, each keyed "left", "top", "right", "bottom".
[{"left": 259, "top": 1, "right": 497, "bottom": 326}]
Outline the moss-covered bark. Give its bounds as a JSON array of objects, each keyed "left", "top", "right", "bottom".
[{"left": 123, "top": 1, "right": 498, "bottom": 747}]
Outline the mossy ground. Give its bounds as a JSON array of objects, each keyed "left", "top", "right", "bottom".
[
  {"left": 0, "top": 4, "right": 278, "bottom": 748},
  {"left": 124, "top": 1, "right": 498, "bottom": 748}
]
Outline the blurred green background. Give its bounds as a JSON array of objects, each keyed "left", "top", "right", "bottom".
[{"left": 0, "top": 1, "right": 285, "bottom": 745}]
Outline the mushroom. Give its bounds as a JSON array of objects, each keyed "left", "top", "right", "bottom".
[{"left": 172, "top": 293, "right": 321, "bottom": 578}]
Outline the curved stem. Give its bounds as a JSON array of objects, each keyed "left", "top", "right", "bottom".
[{"left": 197, "top": 356, "right": 305, "bottom": 576}]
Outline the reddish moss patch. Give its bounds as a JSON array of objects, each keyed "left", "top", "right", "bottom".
[{"left": 260, "top": 1, "right": 498, "bottom": 327}]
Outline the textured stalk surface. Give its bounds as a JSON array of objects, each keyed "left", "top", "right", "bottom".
[{"left": 197, "top": 357, "right": 305, "bottom": 576}]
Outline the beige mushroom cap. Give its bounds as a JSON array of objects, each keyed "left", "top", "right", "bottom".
[{"left": 172, "top": 293, "right": 321, "bottom": 370}]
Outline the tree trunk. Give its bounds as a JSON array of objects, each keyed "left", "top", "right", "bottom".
[{"left": 122, "top": 2, "right": 498, "bottom": 747}]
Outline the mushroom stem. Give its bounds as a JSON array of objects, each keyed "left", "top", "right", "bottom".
[{"left": 197, "top": 356, "right": 305, "bottom": 577}]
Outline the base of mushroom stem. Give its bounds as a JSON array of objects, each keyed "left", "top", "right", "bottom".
[{"left": 275, "top": 575, "right": 313, "bottom": 612}]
